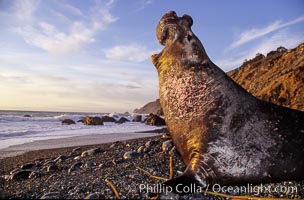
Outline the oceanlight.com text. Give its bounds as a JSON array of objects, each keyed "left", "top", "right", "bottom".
[{"left": 211, "top": 183, "right": 298, "bottom": 196}]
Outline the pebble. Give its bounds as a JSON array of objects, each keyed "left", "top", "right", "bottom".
[
  {"left": 72, "top": 161, "right": 84, "bottom": 169},
  {"left": 20, "top": 163, "right": 35, "bottom": 170},
  {"left": 137, "top": 146, "right": 145, "bottom": 153},
  {"left": 110, "top": 141, "right": 124, "bottom": 149},
  {"left": 9, "top": 168, "right": 21, "bottom": 175},
  {"left": 0, "top": 188, "right": 9, "bottom": 199},
  {"left": 84, "top": 192, "right": 101, "bottom": 199},
  {"left": 82, "top": 161, "right": 97, "bottom": 168},
  {"left": 162, "top": 140, "right": 173, "bottom": 152},
  {"left": 9, "top": 170, "right": 31, "bottom": 181},
  {"left": 44, "top": 160, "right": 55, "bottom": 166},
  {"left": 1, "top": 175, "right": 10, "bottom": 181},
  {"left": 74, "top": 184, "right": 86, "bottom": 193},
  {"left": 123, "top": 151, "right": 141, "bottom": 160},
  {"left": 74, "top": 156, "right": 82, "bottom": 160},
  {"left": 73, "top": 147, "right": 81, "bottom": 152},
  {"left": 40, "top": 192, "right": 61, "bottom": 199},
  {"left": 128, "top": 174, "right": 144, "bottom": 180},
  {"left": 81, "top": 148, "right": 102, "bottom": 157},
  {"left": 54, "top": 155, "right": 68, "bottom": 162},
  {"left": 35, "top": 161, "right": 43, "bottom": 168},
  {"left": 112, "top": 158, "right": 124, "bottom": 165},
  {"left": 29, "top": 171, "right": 43, "bottom": 179},
  {"left": 145, "top": 140, "right": 158, "bottom": 147},
  {"left": 69, "top": 161, "right": 84, "bottom": 173},
  {"left": 47, "top": 164, "right": 59, "bottom": 172},
  {"left": 161, "top": 134, "right": 171, "bottom": 139}
]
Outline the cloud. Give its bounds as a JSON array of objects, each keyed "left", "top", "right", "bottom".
[
  {"left": 104, "top": 43, "right": 155, "bottom": 62},
  {"left": 92, "top": 0, "right": 118, "bottom": 26},
  {"left": 10, "top": 0, "right": 118, "bottom": 54},
  {"left": 135, "top": 0, "right": 154, "bottom": 11},
  {"left": 15, "top": 21, "right": 97, "bottom": 54},
  {"left": 55, "top": 1, "right": 84, "bottom": 17},
  {"left": 50, "top": 10, "right": 71, "bottom": 23},
  {"left": 230, "top": 15, "right": 304, "bottom": 49},
  {"left": 12, "top": 0, "right": 40, "bottom": 21},
  {"left": 216, "top": 29, "right": 304, "bottom": 71}
]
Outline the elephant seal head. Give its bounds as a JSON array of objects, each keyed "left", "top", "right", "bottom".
[{"left": 151, "top": 11, "right": 210, "bottom": 74}]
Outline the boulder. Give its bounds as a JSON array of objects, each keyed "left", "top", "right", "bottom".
[
  {"left": 133, "top": 115, "right": 142, "bottom": 122},
  {"left": 84, "top": 116, "right": 103, "bottom": 125},
  {"left": 145, "top": 113, "right": 166, "bottom": 126},
  {"left": 77, "top": 119, "right": 84, "bottom": 123},
  {"left": 101, "top": 116, "right": 116, "bottom": 122},
  {"left": 62, "top": 119, "right": 76, "bottom": 125},
  {"left": 116, "top": 117, "right": 129, "bottom": 124}
]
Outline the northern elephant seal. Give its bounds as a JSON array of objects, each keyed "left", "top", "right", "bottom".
[{"left": 151, "top": 11, "right": 304, "bottom": 192}]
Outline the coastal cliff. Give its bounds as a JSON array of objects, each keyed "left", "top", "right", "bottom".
[
  {"left": 228, "top": 43, "right": 304, "bottom": 111},
  {"left": 137, "top": 43, "right": 304, "bottom": 113}
]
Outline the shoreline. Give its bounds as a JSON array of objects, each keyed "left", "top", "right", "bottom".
[{"left": 0, "top": 131, "right": 161, "bottom": 159}]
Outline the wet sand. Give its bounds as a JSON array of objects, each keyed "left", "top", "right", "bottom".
[{"left": 0, "top": 132, "right": 158, "bottom": 158}]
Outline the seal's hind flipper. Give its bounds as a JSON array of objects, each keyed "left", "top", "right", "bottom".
[{"left": 163, "top": 166, "right": 207, "bottom": 194}]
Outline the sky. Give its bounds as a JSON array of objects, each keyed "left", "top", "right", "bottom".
[{"left": 0, "top": 0, "right": 303, "bottom": 113}]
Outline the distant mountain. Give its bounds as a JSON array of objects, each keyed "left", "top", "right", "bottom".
[
  {"left": 228, "top": 43, "right": 304, "bottom": 111},
  {"left": 133, "top": 99, "right": 163, "bottom": 115},
  {"left": 136, "top": 43, "right": 304, "bottom": 114}
]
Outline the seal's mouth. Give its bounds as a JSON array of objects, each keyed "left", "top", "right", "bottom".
[{"left": 156, "top": 11, "right": 179, "bottom": 46}]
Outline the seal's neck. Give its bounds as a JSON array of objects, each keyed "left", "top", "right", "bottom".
[{"left": 159, "top": 61, "right": 251, "bottom": 121}]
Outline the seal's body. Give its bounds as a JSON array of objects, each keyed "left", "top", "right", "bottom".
[{"left": 151, "top": 11, "right": 304, "bottom": 189}]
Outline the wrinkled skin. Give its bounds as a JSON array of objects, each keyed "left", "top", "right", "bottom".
[{"left": 151, "top": 11, "right": 304, "bottom": 192}]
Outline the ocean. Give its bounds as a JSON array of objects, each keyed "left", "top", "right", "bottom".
[{"left": 0, "top": 110, "right": 162, "bottom": 150}]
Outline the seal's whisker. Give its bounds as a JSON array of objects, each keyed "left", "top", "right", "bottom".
[{"left": 169, "top": 154, "right": 173, "bottom": 180}]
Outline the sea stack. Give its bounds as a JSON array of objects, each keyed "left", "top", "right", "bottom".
[{"left": 151, "top": 11, "right": 304, "bottom": 192}]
